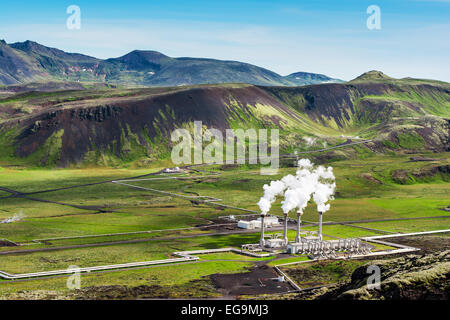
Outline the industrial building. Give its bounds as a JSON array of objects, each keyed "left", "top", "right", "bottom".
[
  {"left": 237, "top": 220, "right": 261, "bottom": 229},
  {"left": 253, "top": 211, "right": 373, "bottom": 259},
  {"left": 237, "top": 216, "right": 280, "bottom": 229},
  {"left": 163, "top": 167, "right": 181, "bottom": 173},
  {"left": 257, "top": 216, "right": 280, "bottom": 227},
  {"left": 249, "top": 159, "right": 372, "bottom": 259}
]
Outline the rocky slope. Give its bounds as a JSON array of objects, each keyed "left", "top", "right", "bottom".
[
  {"left": 302, "top": 250, "right": 449, "bottom": 300},
  {"left": 0, "top": 41, "right": 47, "bottom": 84},
  {"left": 0, "top": 73, "right": 448, "bottom": 167}
]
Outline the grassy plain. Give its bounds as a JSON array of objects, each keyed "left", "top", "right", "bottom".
[{"left": 0, "top": 152, "right": 448, "bottom": 298}]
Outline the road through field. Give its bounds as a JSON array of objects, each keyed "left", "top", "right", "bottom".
[
  {"left": 1, "top": 229, "right": 448, "bottom": 281},
  {"left": 0, "top": 226, "right": 296, "bottom": 255}
]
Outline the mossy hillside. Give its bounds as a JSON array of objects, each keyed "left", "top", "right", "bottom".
[
  {"left": 267, "top": 80, "right": 449, "bottom": 140},
  {"left": 79, "top": 105, "right": 177, "bottom": 167},
  {"left": 1, "top": 79, "right": 448, "bottom": 168},
  {"left": 397, "top": 132, "right": 425, "bottom": 149},
  {"left": 309, "top": 250, "right": 450, "bottom": 300},
  {"left": 356, "top": 87, "right": 449, "bottom": 117},
  {"left": 224, "top": 98, "right": 352, "bottom": 155},
  {"left": 0, "top": 127, "right": 21, "bottom": 164},
  {"left": 0, "top": 126, "right": 64, "bottom": 167}
]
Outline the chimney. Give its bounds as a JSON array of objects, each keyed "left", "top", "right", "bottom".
[
  {"left": 295, "top": 210, "right": 302, "bottom": 243},
  {"left": 283, "top": 213, "right": 289, "bottom": 246},
  {"left": 259, "top": 214, "right": 266, "bottom": 247},
  {"left": 318, "top": 211, "right": 323, "bottom": 241}
]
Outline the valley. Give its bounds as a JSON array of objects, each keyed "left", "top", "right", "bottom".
[
  {"left": 0, "top": 147, "right": 448, "bottom": 299},
  {"left": 0, "top": 68, "right": 448, "bottom": 300}
]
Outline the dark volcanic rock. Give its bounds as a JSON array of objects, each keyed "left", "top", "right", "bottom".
[
  {"left": 14, "top": 85, "right": 290, "bottom": 166},
  {"left": 303, "top": 250, "right": 450, "bottom": 300},
  {"left": 1, "top": 77, "right": 448, "bottom": 167}
]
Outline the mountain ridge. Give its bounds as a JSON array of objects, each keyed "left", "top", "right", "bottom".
[{"left": 0, "top": 40, "right": 343, "bottom": 87}]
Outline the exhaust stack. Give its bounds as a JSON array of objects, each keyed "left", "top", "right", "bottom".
[
  {"left": 318, "top": 211, "right": 323, "bottom": 241},
  {"left": 259, "top": 214, "right": 265, "bottom": 247},
  {"left": 295, "top": 210, "right": 302, "bottom": 243},
  {"left": 283, "top": 213, "right": 288, "bottom": 245}
]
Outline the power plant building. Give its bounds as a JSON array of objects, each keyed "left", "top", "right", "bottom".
[
  {"left": 237, "top": 220, "right": 261, "bottom": 229},
  {"left": 257, "top": 216, "right": 280, "bottom": 227},
  {"left": 237, "top": 216, "right": 280, "bottom": 229}
]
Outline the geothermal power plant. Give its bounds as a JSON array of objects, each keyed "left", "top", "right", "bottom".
[{"left": 239, "top": 159, "right": 373, "bottom": 259}]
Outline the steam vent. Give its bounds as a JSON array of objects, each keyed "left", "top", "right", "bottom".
[{"left": 254, "top": 159, "right": 373, "bottom": 259}]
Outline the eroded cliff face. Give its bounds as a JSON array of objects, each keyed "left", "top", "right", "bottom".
[
  {"left": 1, "top": 80, "right": 448, "bottom": 167},
  {"left": 9, "top": 85, "right": 292, "bottom": 166},
  {"left": 263, "top": 82, "right": 450, "bottom": 127}
]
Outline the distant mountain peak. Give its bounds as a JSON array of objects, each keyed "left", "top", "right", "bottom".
[
  {"left": 121, "top": 49, "right": 168, "bottom": 57},
  {"left": 285, "top": 71, "right": 343, "bottom": 85},
  {"left": 0, "top": 40, "right": 344, "bottom": 87},
  {"left": 114, "top": 50, "right": 171, "bottom": 63},
  {"left": 12, "top": 40, "right": 56, "bottom": 52},
  {"left": 16, "top": 40, "right": 58, "bottom": 51},
  {"left": 103, "top": 50, "right": 172, "bottom": 73},
  {"left": 20, "top": 40, "right": 40, "bottom": 46},
  {"left": 352, "top": 70, "right": 392, "bottom": 81},
  {"left": 10, "top": 40, "right": 100, "bottom": 62}
]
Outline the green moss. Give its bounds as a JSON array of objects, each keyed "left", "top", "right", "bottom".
[
  {"left": 165, "top": 104, "right": 176, "bottom": 120},
  {"left": 119, "top": 125, "right": 150, "bottom": 162},
  {"left": 23, "top": 129, "right": 64, "bottom": 167},
  {"left": 397, "top": 132, "right": 425, "bottom": 149},
  {"left": 81, "top": 124, "right": 153, "bottom": 167},
  {"left": 352, "top": 145, "right": 374, "bottom": 159},
  {"left": 158, "top": 108, "right": 167, "bottom": 121},
  {"left": 383, "top": 139, "right": 399, "bottom": 149},
  {"left": 0, "top": 127, "right": 20, "bottom": 162}
]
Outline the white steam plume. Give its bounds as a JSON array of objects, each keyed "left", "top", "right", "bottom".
[
  {"left": 257, "top": 180, "right": 286, "bottom": 215},
  {"left": 258, "top": 159, "right": 336, "bottom": 216},
  {"left": 303, "top": 136, "right": 317, "bottom": 147},
  {"left": 311, "top": 165, "right": 335, "bottom": 213},
  {"left": 1, "top": 211, "right": 25, "bottom": 224}
]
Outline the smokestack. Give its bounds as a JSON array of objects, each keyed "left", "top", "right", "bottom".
[
  {"left": 295, "top": 210, "right": 302, "bottom": 243},
  {"left": 260, "top": 214, "right": 265, "bottom": 247},
  {"left": 318, "top": 211, "right": 323, "bottom": 241},
  {"left": 257, "top": 158, "right": 335, "bottom": 246},
  {"left": 283, "top": 213, "right": 289, "bottom": 245}
]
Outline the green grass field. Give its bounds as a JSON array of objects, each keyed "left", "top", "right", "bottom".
[
  {"left": 355, "top": 218, "right": 450, "bottom": 233},
  {"left": 0, "top": 153, "right": 448, "bottom": 298},
  {"left": 0, "top": 260, "right": 253, "bottom": 299}
]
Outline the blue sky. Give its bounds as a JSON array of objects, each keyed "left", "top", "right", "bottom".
[{"left": 0, "top": 0, "right": 449, "bottom": 81}]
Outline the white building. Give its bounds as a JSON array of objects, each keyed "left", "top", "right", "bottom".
[
  {"left": 237, "top": 216, "right": 280, "bottom": 230},
  {"left": 237, "top": 220, "right": 261, "bottom": 229},
  {"left": 257, "top": 216, "right": 280, "bottom": 227},
  {"left": 163, "top": 167, "right": 181, "bottom": 173}
]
